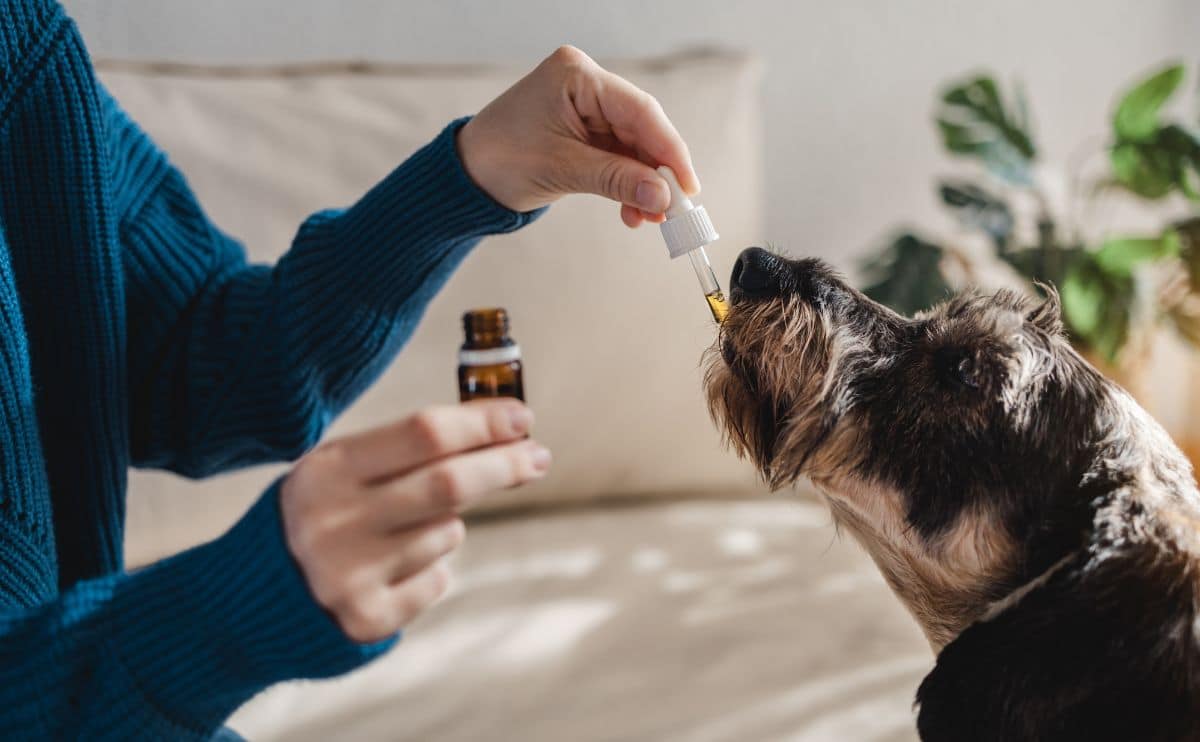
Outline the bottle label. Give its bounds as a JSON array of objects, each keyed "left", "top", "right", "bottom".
[{"left": 458, "top": 345, "right": 522, "bottom": 365}]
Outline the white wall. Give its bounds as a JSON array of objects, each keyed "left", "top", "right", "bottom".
[{"left": 64, "top": 0, "right": 1197, "bottom": 271}]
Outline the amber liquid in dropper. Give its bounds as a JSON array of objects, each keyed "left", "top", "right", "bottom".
[
  {"left": 705, "top": 290, "right": 730, "bottom": 324},
  {"left": 688, "top": 248, "right": 729, "bottom": 324}
]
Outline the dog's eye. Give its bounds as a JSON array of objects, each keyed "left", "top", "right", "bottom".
[{"left": 935, "top": 348, "right": 981, "bottom": 390}]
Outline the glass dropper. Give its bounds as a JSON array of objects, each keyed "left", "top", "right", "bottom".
[
  {"left": 656, "top": 166, "right": 728, "bottom": 324},
  {"left": 688, "top": 247, "right": 729, "bottom": 323}
]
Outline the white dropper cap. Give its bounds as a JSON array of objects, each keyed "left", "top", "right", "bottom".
[{"left": 657, "top": 165, "right": 719, "bottom": 259}]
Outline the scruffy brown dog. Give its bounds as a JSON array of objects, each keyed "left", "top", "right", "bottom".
[{"left": 705, "top": 247, "right": 1200, "bottom": 742}]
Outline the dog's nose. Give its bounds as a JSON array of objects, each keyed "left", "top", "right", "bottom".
[{"left": 731, "top": 247, "right": 784, "bottom": 298}]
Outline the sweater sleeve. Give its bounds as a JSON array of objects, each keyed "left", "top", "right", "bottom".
[
  {"left": 106, "top": 90, "right": 543, "bottom": 476},
  {"left": 0, "top": 483, "right": 394, "bottom": 739}
]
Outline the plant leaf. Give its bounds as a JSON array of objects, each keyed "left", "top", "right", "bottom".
[
  {"left": 1013, "top": 80, "right": 1032, "bottom": 135},
  {"left": 1060, "top": 253, "right": 1134, "bottom": 362},
  {"left": 1168, "top": 218, "right": 1200, "bottom": 349},
  {"left": 1110, "top": 141, "right": 1177, "bottom": 198},
  {"left": 1111, "top": 124, "right": 1200, "bottom": 201},
  {"left": 860, "top": 234, "right": 953, "bottom": 316},
  {"left": 996, "top": 244, "right": 1083, "bottom": 291},
  {"left": 1058, "top": 231, "right": 1172, "bottom": 358},
  {"left": 1090, "top": 312, "right": 1128, "bottom": 363},
  {"left": 1175, "top": 217, "right": 1200, "bottom": 288},
  {"left": 1061, "top": 264, "right": 1105, "bottom": 338},
  {"left": 1159, "top": 124, "right": 1200, "bottom": 201},
  {"left": 1093, "top": 233, "right": 1181, "bottom": 276},
  {"left": 1113, "top": 63, "right": 1185, "bottom": 142},
  {"left": 936, "top": 75, "right": 1037, "bottom": 185},
  {"left": 938, "top": 180, "right": 1014, "bottom": 249}
]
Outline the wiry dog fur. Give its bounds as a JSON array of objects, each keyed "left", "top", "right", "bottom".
[{"left": 705, "top": 248, "right": 1200, "bottom": 742}]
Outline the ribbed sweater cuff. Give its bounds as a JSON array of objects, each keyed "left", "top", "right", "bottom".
[{"left": 110, "top": 481, "right": 395, "bottom": 729}]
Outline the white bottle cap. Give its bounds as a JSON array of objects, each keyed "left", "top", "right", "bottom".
[{"left": 657, "top": 165, "right": 719, "bottom": 259}]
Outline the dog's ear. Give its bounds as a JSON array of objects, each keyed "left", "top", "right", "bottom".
[
  {"left": 915, "top": 543, "right": 1200, "bottom": 742},
  {"left": 1026, "top": 283, "right": 1063, "bottom": 336}
]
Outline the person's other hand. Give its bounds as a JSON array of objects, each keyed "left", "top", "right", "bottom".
[
  {"left": 457, "top": 45, "right": 699, "bottom": 228},
  {"left": 279, "top": 400, "right": 550, "bottom": 642}
]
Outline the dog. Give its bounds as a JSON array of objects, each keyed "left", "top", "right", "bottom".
[{"left": 704, "top": 247, "right": 1200, "bottom": 741}]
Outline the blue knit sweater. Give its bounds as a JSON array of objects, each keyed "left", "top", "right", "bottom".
[{"left": 0, "top": 2, "right": 541, "bottom": 738}]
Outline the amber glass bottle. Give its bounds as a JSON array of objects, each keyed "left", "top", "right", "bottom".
[{"left": 458, "top": 308, "right": 524, "bottom": 402}]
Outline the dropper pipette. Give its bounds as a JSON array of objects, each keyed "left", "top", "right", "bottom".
[{"left": 656, "top": 166, "right": 728, "bottom": 323}]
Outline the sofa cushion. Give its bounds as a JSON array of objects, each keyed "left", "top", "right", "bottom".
[
  {"left": 99, "top": 53, "right": 767, "bottom": 566},
  {"left": 226, "top": 497, "right": 929, "bottom": 741}
]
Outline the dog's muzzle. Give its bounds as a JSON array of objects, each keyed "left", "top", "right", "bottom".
[
  {"left": 730, "top": 247, "right": 846, "bottom": 308},
  {"left": 730, "top": 247, "right": 788, "bottom": 300}
]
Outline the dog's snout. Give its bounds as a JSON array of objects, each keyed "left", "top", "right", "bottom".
[{"left": 732, "top": 247, "right": 784, "bottom": 298}]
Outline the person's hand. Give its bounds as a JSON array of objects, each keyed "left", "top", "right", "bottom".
[
  {"left": 279, "top": 399, "right": 550, "bottom": 642},
  {"left": 457, "top": 45, "right": 700, "bottom": 228}
]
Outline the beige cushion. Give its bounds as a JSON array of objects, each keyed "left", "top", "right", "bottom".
[
  {"left": 227, "top": 497, "right": 929, "bottom": 741},
  {"left": 99, "top": 53, "right": 768, "bottom": 567}
]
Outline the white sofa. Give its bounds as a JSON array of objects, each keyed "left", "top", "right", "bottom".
[{"left": 104, "top": 53, "right": 930, "bottom": 741}]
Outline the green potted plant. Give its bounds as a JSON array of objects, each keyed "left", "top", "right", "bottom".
[{"left": 861, "top": 62, "right": 1200, "bottom": 375}]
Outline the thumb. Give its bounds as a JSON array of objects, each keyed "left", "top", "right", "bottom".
[{"left": 563, "top": 141, "right": 671, "bottom": 214}]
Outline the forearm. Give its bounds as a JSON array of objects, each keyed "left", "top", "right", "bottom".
[
  {"left": 0, "top": 486, "right": 390, "bottom": 739},
  {"left": 268, "top": 116, "right": 542, "bottom": 415},
  {"left": 123, "top": 117, "right": 543, "bottom": 476}
]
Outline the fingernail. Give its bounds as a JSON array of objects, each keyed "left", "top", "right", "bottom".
[
  {"left": 635, "top": 179, "right": 670, "bottom": 213},
  {"left": 529, "top": 444, "right": 552, "bottom": 473},
  {"left": 509, "top": 406, "right": 534, "bottom": 435}
]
